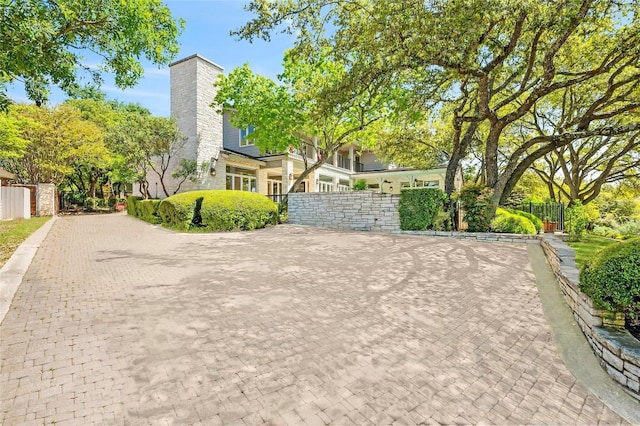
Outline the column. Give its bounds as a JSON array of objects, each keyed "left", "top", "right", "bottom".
[
  {"left": 349, "top": 145, "right": 354, "bottom": 171},
  {"left": 282, "top": 159, "right": 295, "bottom": 192}
]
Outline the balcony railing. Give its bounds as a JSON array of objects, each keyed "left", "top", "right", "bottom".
[{"left": 334, "top": 155, "right": 364, "bottom": 172}]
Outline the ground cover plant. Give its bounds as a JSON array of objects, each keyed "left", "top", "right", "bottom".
[
  {"left": 156, "top": 190, "right": 278, "bottom": 231},
  {"left": 0, "top": 217, "right": 50, "bottom": 267}
]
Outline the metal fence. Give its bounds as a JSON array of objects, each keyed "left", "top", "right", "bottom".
[{"left": 519, "top": 202, "right": 565, "bottom": 231}]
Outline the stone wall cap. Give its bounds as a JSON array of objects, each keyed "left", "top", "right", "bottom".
[{"left": 170, "top": 54, "right": 225, "bottom": 71}]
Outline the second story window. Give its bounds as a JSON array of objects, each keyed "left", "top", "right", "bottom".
[{"left": 239, "top": 125, "right": 255, "bottom": 146}]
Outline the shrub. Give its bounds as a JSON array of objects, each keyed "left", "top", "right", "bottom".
[
  {"left": 456, "top": 184, "right": 493, "bottom": 232},
  {"left": 580, "top": 238, "right": 640, "bottom": 319},
  {"left": 510, "top": 209, "right": 542, "bottom": 233},
  {"left": 158, "top": 190, "right": 278, "bottom": 231},
  {"left": 353, "top": 179, "right": 367, "bottom": 191},
  {"left": 158, "top": 192, "right": 204, "bottom": 230},
  {"left": 399, "top": 188, "right": 448, "bottom": 231},
  {"left": 126, "top": 196, "right": 143, "bottom": 217},
  {"left": 491, "top": 208, "right": 537, "bottom": 234},
  {"left": 592, "top": 225, "right": 622, "bottom": 240},
  {"left": 198, "top": 191, "right": 278, "bottom": 231},
  {"left": 85, "top": 197, "right": 108, "bottom": 210},
  {"left": 565, "top": 200, "right": 590, "bottom": 241},
  {"left": 137, "top": 200, "right": 162, "bottom": 224},
  {"left": 617, "top": 220, "right": 640, "bottom": 239}
]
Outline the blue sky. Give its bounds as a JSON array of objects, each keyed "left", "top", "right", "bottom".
[{"left": 8, "top": 0, "right": 294, "bottom": 116}]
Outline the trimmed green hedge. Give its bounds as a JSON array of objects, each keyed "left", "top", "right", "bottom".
[
  {"left": 126, "top": 196, "right": 161, "bottom": 224},
  {"left": 158, "top": 190, "right": 278, "bottom": 231},
  {"left": 126, "top": 196, "right": 143, "bottom": 217},
  {"left": 580, "top": 238, "right": 640, "bottom": 318},
  {"left": 399, "top": 188, "right": 448, "bottom": 231},
  {"left": 510, "top": 209, "right": 542, "bottom": 233},
  {"left": 491, "top": 208, "right": 537, "bottom": 234}
]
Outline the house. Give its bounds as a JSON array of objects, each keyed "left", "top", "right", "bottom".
[{"left": 143, "top": 54, "right": 463, "bottom": 199}]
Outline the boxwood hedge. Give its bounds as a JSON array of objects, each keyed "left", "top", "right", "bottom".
[
  {"left": 491, "top": 208, "right": 537, "bottom": 234},
  {"left": 158, "top": 190, "right": 278, "bottom": 231},
  {"left": 510, "top": 209, "right": 542, "bottom": 234},
  {"left": 126, "top": 196, "right": 161, "bottom": 224},
  {"left": 580, "top": 238, "right": 640, "bottom": 318}
]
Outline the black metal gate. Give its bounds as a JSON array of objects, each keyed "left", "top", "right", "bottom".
[{"left": 520, "top": 202, "right": 565, "bottom": 231}]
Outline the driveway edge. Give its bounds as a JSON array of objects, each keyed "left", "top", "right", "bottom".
[
  {"left": 0, "top": 216, "right": 58, "bottom": 325},
  {"left": 528, "top": 244, "right": 640, "bottom": 423}
]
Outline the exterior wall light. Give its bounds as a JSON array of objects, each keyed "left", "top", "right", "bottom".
[{"left": 210, "top": 154, "right": 219, "bottom": 176}]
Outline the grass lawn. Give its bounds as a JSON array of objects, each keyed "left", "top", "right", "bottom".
[
  {"left": 0, "top": 217, "right": 50, "bottom": 268},
  {"left": 566, "top": 234, "right": 621, "bottom": 269}
]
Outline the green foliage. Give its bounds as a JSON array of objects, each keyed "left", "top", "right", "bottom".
[
  {"left": 353, "top": 179, "right": 367, "bottom": 191},
  {"left": 580, "top": 238, "right": 640, "bottom": 319},
  {"left": 616, "top": 220, "right": 640, "bottom": 239},
  {"left": 491, "top": 208, "right": 537, "bottom": 235},
  {"left": 126, "top": 196, "right": 143, "bottom": 218},
  {"left": 214, "top": 50, "right": 396, "bottom": 194},
  {"left": 234, "top": 0, "right": 640, "bottom": 209},
  {"left": 598, "top": 198, "right": 640, "bottom": 224},
  {"left": 85, "top": 197, "right": 109, "bottom": 211},
  {"left": 2, "top": 104, "right": 105, "bottom": 185},
  {"left": 137, "top": 200, "right": 162, "bottom": 224},
  {"left": 510, "top": 209, "right": 542, "bottom": 234},
  {"left": 591, "top": 225, "right": 623, "bottom": 240},
  {"left": 432, "top": 210, "right": 453, "bottom": 232},
  {"left": 0, "top": 0, "right": 183, "bottom": 107},
  {"left": 565, "top": 201, "right": 590, "bottom": 242},
  {"left": 457, "top": 184, "right": 494, "bottom": 232},
  {"left": 158, "top": 192, "right": 202, "bottom": 230},
  {"left": 158, "top": 190, "right": 278, "bottom": 232},
  {"left": 399, "top": 188, "right": 448, "bottom": 231},
  {"left": 127, "top": 196, "right": 162, "bottom": 223},
  {"left": 198, "top": 191, "right": 279, "bottom": 232}
]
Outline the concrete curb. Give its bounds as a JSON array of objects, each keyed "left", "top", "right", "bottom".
[
  {"left": 0, "top": 216, "right": 58, "bottom": 325},
  {"left": 528, "top": 245, "right": 640, "bottom": 423}
]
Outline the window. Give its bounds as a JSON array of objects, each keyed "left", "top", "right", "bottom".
[
  {"left": 239, "top": 125, "right": 255, "bottom": 146},
  {"left": 226, "top": 166, "right": 257, "bottom": 192}
]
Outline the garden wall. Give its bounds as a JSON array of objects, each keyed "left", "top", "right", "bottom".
[
  {"left": 288, "top": 192, "right": 540, "bottom": 243},
  {"left": 541, "top": 235, "right": 640, "bottom": 401},
  {"left": 288, "top": 192, "right": 400, "bottom": 232}
]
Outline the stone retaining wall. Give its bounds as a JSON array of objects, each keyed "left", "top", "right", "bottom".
[
  {"left": 288, "top": 192, "right": 399, "bottom": 232},
  {"left": 541, "top": 235, "right": 640, "bottom": 400},
  {"left": 288, "top": 192, "right": 542, "bottom": 244},
  {"left": 398, "top": 230, "right": 541, "bottom": 244}
]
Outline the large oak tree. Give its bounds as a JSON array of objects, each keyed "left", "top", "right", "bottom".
[
  {"left": 0, "top": 0, "right": 184, "bottom": 107},
  {"left": 234, "top": 0, "right": 640, "bottom": 210}
]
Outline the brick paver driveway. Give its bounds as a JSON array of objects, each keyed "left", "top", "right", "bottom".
[{"left": 0, "top": 214, "right": 625, "bottom": 425}]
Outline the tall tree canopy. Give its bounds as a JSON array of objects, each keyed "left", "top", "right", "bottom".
[
  {"left": 214, "top": 50, "right": 399, "bottom": 198},
  {"left": 0, "top": 0, "right": 184, "bottom": 107},
  {"left": 235, "top": 0, "right": 640, "bottom": 210}
]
